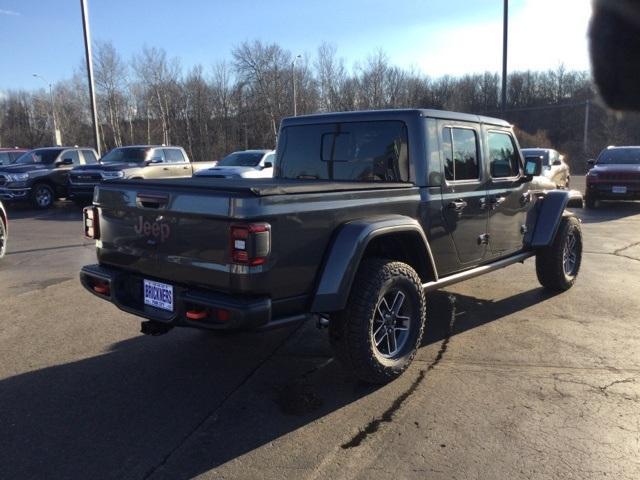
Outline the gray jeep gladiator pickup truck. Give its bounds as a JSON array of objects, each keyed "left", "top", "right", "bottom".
[{"left": 80, "top": 109, "right": 582, "bottom": 383}]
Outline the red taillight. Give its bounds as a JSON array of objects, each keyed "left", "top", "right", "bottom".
[
  {"left": 230, "top": 223, "right": 270, "bottom": 266},
  {"left": 92, "top": 281, "right": 110, "bottom": 296},
  {"left": 83, "top": 206, "right": 100, "bottom": 239}
]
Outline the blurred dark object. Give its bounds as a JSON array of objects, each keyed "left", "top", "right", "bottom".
[{"left": 590, "top": 0, "right": 640, "bottom": 110}]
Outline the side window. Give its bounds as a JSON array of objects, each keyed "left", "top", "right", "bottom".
[
  {"left": 82, "top": 150, "right": 98, "bottom": 164},
  {"left": 63, "top": 150, "right": 81, "bottom": 166},
  {"left": 164, "top": 148, "right": 186, "bottom": 163},
  {"left": 488, "top": 132, "right": 520, "bottom": 178},
  {"left": 149, "top": 149, "right": 166, "bottom": 163},
  {"left": 442, "top": 127, "right": 479, "bottom": 181},
  {"left": 0, "top": 152, "right": 9, "bottom": 166}
]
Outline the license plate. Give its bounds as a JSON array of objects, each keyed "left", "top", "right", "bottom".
[
  {"left": 143, "top": 279, "right": 174, "bottom": 311},
  {"left": 612, "top": 186, "right": 627, "bottom": 194}
]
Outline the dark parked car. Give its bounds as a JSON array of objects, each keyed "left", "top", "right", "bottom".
[
  {"left": 522, "top": 148, "right": 570, "bottom": 189},
  {"left": 0, "top": 200, "right": 7, "bottom": 259},
  {"left": 0, "top": 148, "right": 30, "bottom": 166},
  {"left": 68, "top": 145, "right": 215, "bottom": 202},
  {"left": 0, "top": 147, "right": 99, "bottom": 208},
  {"left": 81, "top": 109, "right": 581, "bottom": 384},
  {"left": 585, "top": 146, "right": 640, "bottom": 208}
]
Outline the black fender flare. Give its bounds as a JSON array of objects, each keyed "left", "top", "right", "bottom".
[
  {"left": 310, "top": 215, "right": 437, "bottom": 313},
  {"left": 528, "top": 190, "right": 573, "bottom": 248}
]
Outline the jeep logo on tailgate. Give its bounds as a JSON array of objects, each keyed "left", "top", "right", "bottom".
[{"left": 134, "top": 216, "right": 171, "bottom": 243}]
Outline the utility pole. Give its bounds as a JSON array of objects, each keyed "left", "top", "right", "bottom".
[
  {"left": 501, "top": 0, "right": 509, "bottom": 112},
  {"left": 292, "top": 54, "right": 302, "bottom": 116},
  {"left": 583, "top": 99, "right": 590, "bottom": 155},
  {"left": 80, "top": 0, "right": 101, "bottom": 156},
  {"left": 32, "top": 74, "right": 61, "bottom": 145}
]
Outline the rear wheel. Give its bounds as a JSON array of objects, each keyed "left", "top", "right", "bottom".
[
  {"left": 536, "top": 216, "right": 582, "bottom": 291},
  {"left": 329, "top": 258, "right": 426, "bottom": 384},
  {"left": 31, "top": 183, "right": 54, "bottom": 209},
  {"left": 0, "top": 217, "right": 6, "bottom": 259}
]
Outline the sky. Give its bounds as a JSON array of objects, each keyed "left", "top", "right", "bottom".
[{"left": 0, "top": 0, "right": 592, "bottom": 92}]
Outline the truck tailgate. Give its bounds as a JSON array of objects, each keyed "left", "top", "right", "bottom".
[{"left": 94, "top": 183, "right": 242, "bottom": 293}]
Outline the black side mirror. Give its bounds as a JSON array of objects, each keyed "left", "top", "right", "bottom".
[
  {"left": 524, "top": 156, "right": 543, "bottom": 178},
  {"left": 145, "top": 158, "right": 162, "bottom": 166},
  {"left": 57, "top": 158, "right": 74, "bottom": 167},
  {"left": 587, "top": 159, "right": 595, "bottom": 166},
  {"left": 263, "top": 161, "right": 273, "bottom": 169},
  {"left": 552, "top": 159, "right": 562, "bottom": 166}
]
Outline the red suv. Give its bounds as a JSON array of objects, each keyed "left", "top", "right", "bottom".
[{"left": 585, "top": 146, "right": 640, "bottom": 208}]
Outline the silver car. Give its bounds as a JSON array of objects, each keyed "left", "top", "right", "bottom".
[
  {"left": 195, "top": 150, "right": 275, "bottom": 179},
  {"left": 522, "top": 148, "right": 570, "bottom": 189}
]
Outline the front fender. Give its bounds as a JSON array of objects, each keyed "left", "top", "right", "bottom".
[
  {"left": 310, "top": 215, "right": 436, "bottom": 313},
  {"left": 528, "top": 190, "right": 572, "bottom": 248}
]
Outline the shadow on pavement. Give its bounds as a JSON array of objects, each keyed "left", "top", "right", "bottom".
[
  {"left": 3, "top": 201, "right": 84, "bottom": 221},
  {"left": 0, "top": 288, "right": 557, "bottom": 479},
  {"left": 579, "top": 201, "right": 640, "bottom": 224}
]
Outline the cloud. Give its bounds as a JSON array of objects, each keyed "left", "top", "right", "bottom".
[{"left": 0, "top": 9, "right": 20, "bottom": 16}]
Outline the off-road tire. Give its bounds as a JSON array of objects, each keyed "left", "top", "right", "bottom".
[
  {"left": 536, "top": 216, "right": 582, "bottom": 291},
  {"left": 329, "top": 258, "right": 426, "bottom": 384},
  {"left": 31, "top": 183, "right": 55, "bottom": 209}
]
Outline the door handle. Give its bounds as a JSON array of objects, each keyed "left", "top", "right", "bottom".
[
  {"left": 183, "top": 166, "right": 189, "bottom": 170},
  {"left": 162, "top": 167, "right": 170, "bottom": 171},
  {"left": 447, "top": 199, "right": 468, "bottom": 211}
]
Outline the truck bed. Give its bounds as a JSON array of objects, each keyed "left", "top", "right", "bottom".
[{"left": 109, "top": 177, "right": 413, "bottom": 197}]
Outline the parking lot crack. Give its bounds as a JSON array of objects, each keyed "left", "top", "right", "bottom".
[
  {"left": 614, "top": 241, "right": 640, "bottom": 256},
  {"left": 552, "top": 374, "right": 636, "bottom": 399},
  {"left": 341, "top": 295, "right": 458, "bottom": 449}
]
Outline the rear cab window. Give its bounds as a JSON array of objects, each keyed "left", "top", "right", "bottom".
[
  {"left": 278, "top": 121, "right": 409, "bottom": 182},
  {"left": 488, "top": 131, "right": 521, "bottom": 178}
]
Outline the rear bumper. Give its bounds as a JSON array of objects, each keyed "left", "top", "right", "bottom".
[
  {"left": 80, "top": 264, "right": 307, "bottom": 331},
  {"left": 0, "top": 187, "right": 30, "bottom": 201}
]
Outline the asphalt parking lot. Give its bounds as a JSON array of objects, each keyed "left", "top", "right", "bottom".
[{"left": 1, "top": 178, "right": 639, "bottom": 480}]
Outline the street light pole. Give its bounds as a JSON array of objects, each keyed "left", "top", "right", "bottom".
[
  {"left": 501, "top": 0, "right": 509, "bottom": 112},
  {"left": 80, "top": 0, "right": 101, "bottom": 157},
  {"left": 32, "top": 74, "right": 59, "bottom": 145},
  {"left": 292, "top": 54, "right": 302, "bottom": 116}
]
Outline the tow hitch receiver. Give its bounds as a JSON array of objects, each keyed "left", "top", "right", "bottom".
[{"left": 140, "top": 321, "right": 173, "bottom": 336}]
